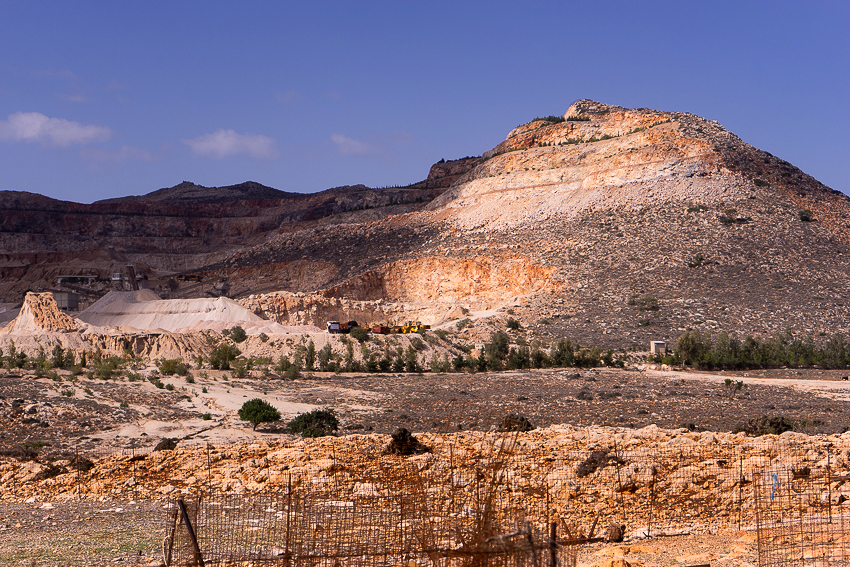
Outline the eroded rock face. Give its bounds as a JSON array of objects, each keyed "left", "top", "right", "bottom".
[
  {"left": 323, "top": 256, "right": 564, "bottom": 303},
  {"left": 1, "top": 292, "right": 79, "bottom": 333},
  {"left": 238, "top": 256, "right": 562, "bottom": 327}
]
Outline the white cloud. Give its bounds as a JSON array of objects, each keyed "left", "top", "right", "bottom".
[
  {"left": 0, "top": 112, "right": 111, "bottom": 147},
  {"left": 183, "top": 129, "right": 279, "bottom": 160},
  {"left": 331, "top": 133, "right": 374, "bottom": 156}
]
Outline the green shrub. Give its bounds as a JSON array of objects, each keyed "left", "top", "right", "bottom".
[
  {"left": 51, "top": 344, "right": 69, "bottom": 369},
  {"left": 286, "top": 408, "right": 339, "bottom": 437},
  {"left": 284, "top": 365, "right": 301, "bottom": 380},
  {"left": 350, "top": 326, "right": 369, "bottom": 342},
  {"left": 230, "top": 358, "right": 249, "bottom": 378},
  {"left": 202, "top": 413, "right": 212, "bottom": 420},
  {"left": 734, "top": 415, "right": 797, "bottom": 436},
  {"left": 532, "top": 115, "right": 566, "bottom": 124},
  {"left": 229, "top": 326, "right": 248, "bottom": 343},
  {"left": 209, "top": 343, "right": 241, "bottom": 370},
  {"left": 238, "top": 398, "right": 281, "bottom": 430},
  {"left": 506, "top": 317, "right": 521, "bottom": 330},
  {"left": 432, "top": 329, "right": 449, "bottom": 340},
  {"left": 688, "top": 254, "right": 705, "bottom": 268},
  {"left": 165, "top": 383, "right": 175, "bottom": 391},
  {"left": 259, "top": 332, "right": 269, "bottom": 343},
  {"left": 799, "top": 209, "right": 814, "bottom": 222},
  {"left": 404, "top": 346, "right": 421, "bottom": 373},
  {"left": 498, "top": 413, "right": 535, "bottom": 432},
  {"left": 159, "top": 359, "right": 189, "bottom": 376}
]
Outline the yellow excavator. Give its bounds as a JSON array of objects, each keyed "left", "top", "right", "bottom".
[{"left": 400, "top": 320, "right": 431, "bottom": 334}]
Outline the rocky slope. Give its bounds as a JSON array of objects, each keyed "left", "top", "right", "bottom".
[
  {"left": 2, "top": 99, "right": 849, "bottom": 349},
  {"left": 0, "top": 181, "right": 445, "bottom": 299},
  {"left": 219, "top": 100, "right": 850, "bottom": 346}
]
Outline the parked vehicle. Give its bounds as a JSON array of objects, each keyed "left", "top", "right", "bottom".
[{"left": 326, "top": 320, "right": 359, "bottom": 333}]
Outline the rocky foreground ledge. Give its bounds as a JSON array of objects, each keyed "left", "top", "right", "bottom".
[{"left": 3, "top": 424, "right": 847, "bottom": 538}]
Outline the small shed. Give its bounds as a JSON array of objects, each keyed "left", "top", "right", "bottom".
[
  {"left": 650, "top": 341, "right": 667, "bottom": 355},
  {"left": 52, "top": 292, "right": 80, "bottom": 311}
]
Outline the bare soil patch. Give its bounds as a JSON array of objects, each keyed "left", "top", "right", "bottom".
[{"left": 2, "top": 367, "right": 848, "bottom": 458}]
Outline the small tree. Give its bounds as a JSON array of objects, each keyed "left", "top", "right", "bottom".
[
  {"left": 230, "top": 326, "right": 248, "bottom": 343},
  {"left": 286, "top": 408, "right": 339, "bottom": 437},
  {"left": 238, "top": 398, "right": 281, "bottom": 431},
  {"left": 210, "top": 343, "right": 241, "bottom": 370}
]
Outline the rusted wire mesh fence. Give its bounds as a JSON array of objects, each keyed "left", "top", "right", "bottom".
[
  {"left": 755, "top": 456, "right": 850, "bottom": 567},
  {"left": 7, "top": 435, "right": 850, "bottom": 565},
  {"left": 164, "top": 478, "right": 560, "bottom": 567}
]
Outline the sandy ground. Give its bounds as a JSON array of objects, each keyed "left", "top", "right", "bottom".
[{"left": 647, "top": 368, "right": 850, "bottom": 401}]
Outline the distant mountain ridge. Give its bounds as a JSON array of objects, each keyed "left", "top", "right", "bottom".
[{"left": 93, "top": 180, "right": 300, "bottom": 205}]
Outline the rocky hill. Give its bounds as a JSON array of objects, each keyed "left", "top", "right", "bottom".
[
  {"left": 220, "top": 100, "right": 850, "bottom": 348},
  {"left": 1, "top": 99, "right": 849, "bottom": 349}
]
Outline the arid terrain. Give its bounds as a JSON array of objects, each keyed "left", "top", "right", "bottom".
[
  {"left": 3, "top": 366, "right": 850, "bottom": 458},
  {"left": 2, "top": 100, "right": 850, "bottom": 566}
]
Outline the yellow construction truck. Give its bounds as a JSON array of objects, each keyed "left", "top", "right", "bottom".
[{"left": 400, "top": 320, "right": 431, "bottom": 334}]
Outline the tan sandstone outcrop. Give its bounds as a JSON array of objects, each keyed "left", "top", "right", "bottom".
[{"left": 1, "top": 292, "right": 79, "bottom": 333}]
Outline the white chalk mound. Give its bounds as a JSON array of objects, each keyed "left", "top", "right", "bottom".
[{"left": 76, "top": 290, "right": 289, "bottom": 334}]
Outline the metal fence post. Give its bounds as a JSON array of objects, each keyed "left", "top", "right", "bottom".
[
  {"left": 206, "top": 443, "right": 212, "bottom": 496},
  {"left": 648, "top": 465, "right": 656, "bottom": 538},
  {"left": 285, "top": 473, "right": 292, "bottom": 564},
  {"left": 76, "top": 445, "right": 81, "bottom": 500},
  {"left": 738, "top": 454, "right": 744, "bottom": 531},
  {"left": 549, "top": 521, "right": 557, "bottom": 567},
  {"left": 613, "top": 443, "right": 627, "bottom": 524},
  {"left": 754, "top": 473, "right": 763, "bottom": 564},
  {"left": 177, "top": 498, "right": 205, "bottom": 567},
  {"left": 827, "top": 446, "right": 833, "bottom": 524}
]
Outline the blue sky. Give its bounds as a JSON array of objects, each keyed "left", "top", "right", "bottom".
[{"left": 0, "top": 1, "right": 847, "bottom": 203}]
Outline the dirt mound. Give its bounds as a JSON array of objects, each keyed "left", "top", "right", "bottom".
[
  {"left": 1, "top": 292, "right": 79, "bottom": 333},
  {"left": 77, "top": 293, "right": 277, "bottom": 334}
]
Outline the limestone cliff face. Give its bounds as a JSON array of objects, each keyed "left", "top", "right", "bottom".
[
  {"left": 425, "top": 100, "right": 849, "bottom": 240},
  {"left": 321, "top": 256, "right": 563, "bottom": 303},
  {"left": 238, "top": 256, "right": 563, "bottom": 327},
  {"left": 427, "top": 100, "right": 742, "bottom": 230},
  {"left": 424, "top": 157, "right": 481, "bottom": 188},
  {"left": 0, "top": 182, "right": 445, "bottom": 298}
]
